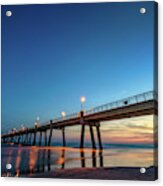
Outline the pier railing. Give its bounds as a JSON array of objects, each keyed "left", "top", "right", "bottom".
[
  {"left": 43, "top": 90, "right": 157, "bottom": 125},
  {"left": 9, "top": 91, "right": 156, "bottom": 128},
  {"left": 85, "top": 91, "right": 157, "bottom": 115}
]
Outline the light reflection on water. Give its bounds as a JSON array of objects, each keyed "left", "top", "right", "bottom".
[{"left": 1, "top": 144, "right": 154, "bottom": 177}]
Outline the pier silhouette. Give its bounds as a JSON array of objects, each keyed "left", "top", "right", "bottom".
[{"left": 1, "top": 91, "right": 158, "bottom": 149}]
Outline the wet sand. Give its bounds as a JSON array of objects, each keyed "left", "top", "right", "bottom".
[{"left": 29, "top": 166, "right": 158, "bottom": 181}]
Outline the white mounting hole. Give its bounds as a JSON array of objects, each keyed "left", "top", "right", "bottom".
[
  {"left": 6, "top": 163, "right": 12, "bottom": 170},
  {"left": 6, "top": 11, "right": 12, "bottom": 17},
  {"left": 140, "top": 8, "right": 146, "bottom": 14},
  {"left": 140, "top": 167, "right": 146, "bottom": 174}
]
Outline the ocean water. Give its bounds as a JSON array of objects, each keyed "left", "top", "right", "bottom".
[{"left": 1, "top": 143, "right": 155, "bottom": 177}]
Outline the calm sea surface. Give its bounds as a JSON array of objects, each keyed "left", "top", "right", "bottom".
[{"left": 1, "top": 143, "right": 154, "bottom": 177}]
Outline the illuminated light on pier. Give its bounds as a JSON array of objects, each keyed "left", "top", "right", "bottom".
[
  {"left": 80, "top": 96, "right": 86, "bottom": 111},
  {"left": 34, "top": 122, "right": 38, "bottom": 127},
  {"left": 61, "top": 111, "right": 66, "bottom": 118}
]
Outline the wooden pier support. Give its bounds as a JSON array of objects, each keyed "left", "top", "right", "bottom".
[
  {"left": 21, "top": 134, "right": 25, "bottom": 144},
  {"left": 20, "top": 135, "right": 22, "bottom": 144},
  {"left": 96, "top": 122, "right": 103, "bottom": 149},
  {"left": 12, "top": 136, "right": 15, "bottom": 142},
  {"left": 44, "top": 130, "right": 47, "bottom": 146},
  {"left": 28, "top": 132, "right": 32, "bottom": 145},
  {"left": 10, "top": 136, "right": 13, "bottom": 142},
  {"left": 15, "top": 136, "right": 17, "bottom": 143},
  {"left": 39, "top": 131, "right": 42, "bottom": 146},
  {"left": 16, "top": 136, "right": 19, "bottom": 143},
  {"left": 80, "top": 125, "right": 85, "bottom": 148},
  {"left": 62, "top": 127, "right": 66, "bottom": 147},
  {"left": 24, "top": 130, "right": 29, "bottom": 145},
  {"left": 3, "top": 115, "right": 103, "bottom": 150},
  {"left": 48, "top": 120, "right": 53, "bottom": 146},
  {"left": 12, "top": 136, "right": 15, "bottom": 143},
  {"left": 80, "top": 111, "right": 85, "bottom": 149},
  {"left": 23, "top": 134, "right": 26, "bottom": 144},
  {"left": 14, "top": 136, "right": 17, "bottom": 143},
  {"left": 89, "top": 125, "right": 96, "bottom": 149},
  {"left": 17, "top": 135, "right": 21, "bottom": 144},
  {"left": 26, "top": 133, "right": 29, "bottom": 145},
  {"left": 31, "top": 133, "right": 34, "bottom": 145},
  {"left": 33, "top": 126, "right": 38, "bottom": 146}
]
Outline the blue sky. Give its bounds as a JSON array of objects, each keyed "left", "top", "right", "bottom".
[{"left": 2, "top": 2, "right": 155, "bottom": 133}]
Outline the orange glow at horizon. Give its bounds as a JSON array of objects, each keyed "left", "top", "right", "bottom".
[{"left": 50, "top": 115, "right": 156, "bottom": 145}]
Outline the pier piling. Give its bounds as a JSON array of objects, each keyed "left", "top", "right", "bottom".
[
  {"left": 39, "top": 131, "right": 42, "bottom": 146},
  {"left": 21, "top": 134, "right": 24, "bottom": 144},
  {"left": 89, "top": 125, "right": 96, "bottom": 149},
  {"left": 96, "top": 123, "right": 103, "bottom": 149},
  {"left": 62, "top": 127, "right": 66, "bottom": 147},
  {"left": 80, "top": 111, "right": 85, "bottom": 149},
  {"left": 44, "top": 130, "right": 47, "bottom": 146},
  {"left": 80, "top": 125, "right": 85, "bottom": 148},
  {"left": 28, "top": 132, "right": 32, "bottom": 145},
  {"left": 33, "top": 126, "right": 38, "bottom": 146},
  {"left": 48, "top": 120, "right": 53, "bottom": 146}
]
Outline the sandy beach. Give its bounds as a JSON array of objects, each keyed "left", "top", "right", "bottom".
[{"left": 28, "top": 166, "right": 158, "bottom": 181}]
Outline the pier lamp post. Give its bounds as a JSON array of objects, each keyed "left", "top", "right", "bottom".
[
  {"left": 80, "top": 96, "right": 86, "bottom": 149},
  {"left": 61, "top": 111, "right": 66, "bottom": 119},
  {"left": 34, "top": 122, "right": 38, "bottom": 127},
  {"left": 21, "top": 125, "right": 26, "bottom": 132},
  {"left": 61, "top": 112, "right": 66, "bottom": 146},
  {"left": 33, "top": 118, "right": 39, "bottom": 146},
  {"left": 20, "top": 125, "right": 25, "bottom": 132},
  {"left": 35, "top": 116, "right": 40, "bottom": 127},
  {"left": 80, "top": 96, "right": 86, "bottom": 111}
]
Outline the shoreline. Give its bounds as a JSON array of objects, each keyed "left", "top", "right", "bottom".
[{"left": 27, "top": 166, "right": 158, "bottom": 181}]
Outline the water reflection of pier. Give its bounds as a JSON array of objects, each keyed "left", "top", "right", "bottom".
[
  {"left": 80, "top": 150, "right": 103, "bottom": 168},
  {"left": 4, "top": 147, "right": 104, "bottom": 177},
  {"left": 34, "top": 148, "right": 104, "bottom": 173}
]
